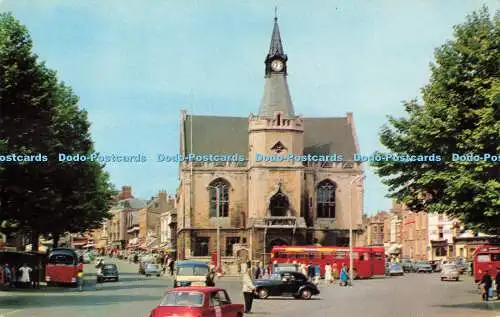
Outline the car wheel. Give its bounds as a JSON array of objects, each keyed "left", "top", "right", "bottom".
[
  {"left": 146, "top": 274, "right": 150, "bottom": 277},
  {"left": 257, "top": 288, "right": 269, "bottom": 299},
  {"left": 301, "top": 288, "right": 312, "bottom": 300},
  {"left": 455, "top": 277, "right": 459, "bottom": 281},
  {"left": 115, "top": 278, "right": 119, "bottom": 282},
  {"left": 440, "top": 277, "right": 444, "bottom": 281},
  {"left": 156, "top": 274, "right": 160, "bottom": 277}
]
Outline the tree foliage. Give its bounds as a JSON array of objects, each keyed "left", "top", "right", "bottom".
[
  {"left": 372, "top": 7, "right": 500, "bottom": 235},
  {"left": 0, "top": 12, "right": 114, "bottom": 249}
]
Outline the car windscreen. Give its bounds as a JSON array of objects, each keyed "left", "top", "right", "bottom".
[
  {"left": 48, "top": 253, "right": 75, "bottom": 265},
  {"left": 177, "top": 265, "right": 209, "bottom": 276},
  {"left": 160, "top": 291, "right": 204, "bottom": 307},
  {"left": 390, "top": 264, "right": 402, "bottom": 269},
  {"left": 147, "top": 264, "right": 159, "bottom": 269},
  {"left": 103, "top": 265, "right": 116, "bottom": 270},
  {"left": 443, "top": 264, "right": 457, "bottom": 270}
]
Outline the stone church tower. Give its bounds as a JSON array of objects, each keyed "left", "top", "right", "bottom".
[{"left": 176, "top": 15, "right": 365, "bottom": 266}]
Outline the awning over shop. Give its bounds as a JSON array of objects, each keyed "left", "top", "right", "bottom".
[{"left": 430, "top": 240, "right": 448, "bottom": 247}]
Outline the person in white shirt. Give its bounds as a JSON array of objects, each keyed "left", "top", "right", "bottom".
[
  {"left": 242, "top": 268, "right": 256, "bottom": 313},
  {"left": 18, "top": 263, "right": 32, "bottom": 285}
]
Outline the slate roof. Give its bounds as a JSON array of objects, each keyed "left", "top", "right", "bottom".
[
  {"left": 258, "top": 74, "right": 295, "bottom": 117},
  {"left": 182, "top": 115, "right": 357, "bottom": 159},
  {"left": 111, "top": 198, "right": 147, "bottom": 211}
]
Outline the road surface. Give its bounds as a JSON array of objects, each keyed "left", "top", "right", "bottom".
[{"left": 0, "top": 258, "right": 498, "bottom": 317}]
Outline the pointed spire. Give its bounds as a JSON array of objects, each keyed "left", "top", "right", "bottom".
[{"left": 268, "top": 8, "right": 284, "bottom": 57}]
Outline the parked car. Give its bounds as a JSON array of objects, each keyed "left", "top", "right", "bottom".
[
  {"left": 386, "top": 263, "right": 404, "bottom": 276},
  {"left": 144, "top": 263, "right": 162, "bottom": 277},
  {"left": 413, "top": 262, "right": 433, "bottom": 273},
  {"left": 401, "top": 259, "right": 414, "bottom": 273},
  {"left": 254, "top": 271, "right": 320, "bottom": 300},
  {"left": 440, "top": 264, "right": 460, "bottom": 281},
  {"left": 150, "top": 287, "right": 244, "bottom": 317},
  {"left": 97, "top": 263, "right": 119, "bottom": 282}
]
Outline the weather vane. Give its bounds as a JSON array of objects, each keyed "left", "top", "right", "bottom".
[{"left": 274, "top": 6, "right": 278, "bottom": 22}]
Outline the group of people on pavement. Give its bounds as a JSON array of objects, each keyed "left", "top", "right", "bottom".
[
  {"left": 478, "top": 267, "right": 500, "bottom": 301},
  {"left": 0, "top": 263, "right": 38, "bottom": 289},
  {"left": 324, "top": 262, "right": 350, "bottom": 286}
]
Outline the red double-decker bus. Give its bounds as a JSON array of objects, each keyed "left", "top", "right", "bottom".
[
  {"left": 270, "top": 245, "right": 385, "bottom": 278},
  {"left": 472, "top": 244, "right": 500, "bottom": 282}
]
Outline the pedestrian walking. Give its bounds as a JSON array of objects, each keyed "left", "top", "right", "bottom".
[
  {"left": 332, "top": 262, "right": 339, "bottom": 281},
  {"left": 206, "top": 267, "right": 216, "bottom": 286},
  {"left": 307, "top": 263, "right": 314, "bottom": 282},
  {"left": 340, "top": 263, "right": 348, "bottom": 286},
  {"left": 242, "top": 268, "right": 256, "bottom": 314},
  {"left": 479, "top": 272, "right": 493, "bottom": 301},
  {"left": 324, "top": 263, "right": 332, "bottom": 285},
  {"left": 254, "top": 262, "right": 263, "bottom": 279},
  {"left": 77, "top": 269, "right": 84, "bottom": 291},
  {"left": 18, "top": 263, "right": 32, "bottom": 288},
  {"left": 3, "top": 264, "right": 12, "bottom": 287},
  {"left": 168, "top": 259, "right": 175, "bottom": 276},
  {"left": 313, "top": 264, "right": 320, "bottom": 284},
  {"left": 495, "top": 268, "right": 500, "bottom": 300}
]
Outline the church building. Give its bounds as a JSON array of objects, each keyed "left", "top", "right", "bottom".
[{"left": 176, "top": 16, "right": 365, "bottom": 264}]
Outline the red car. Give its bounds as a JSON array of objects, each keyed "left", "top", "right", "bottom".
[{"left": 150, "top": 286, "right": 244, "bottom": 317}]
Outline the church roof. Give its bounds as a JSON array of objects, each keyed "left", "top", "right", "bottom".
[
  {"left": 259, "top": 16, "right": 294, "bottom": 118},
  {"left": 258, "top": 74, "right": 294, "bottom": 117},
  {"left": 268, "top": 17, "right": 284, "bottom": 58},
  {"left": 182, "top": 115, "right": 358, "bottom": 160}
]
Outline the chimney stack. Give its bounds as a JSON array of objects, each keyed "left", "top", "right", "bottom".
[
  {"left": 121, "top": 186, "right": 132, "bottom": 199},
  {"left": 346, "top": 112, "right": 353, "bottom": 126}
]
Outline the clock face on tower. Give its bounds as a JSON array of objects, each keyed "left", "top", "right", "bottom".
[{"left": 271, "top": 60, "right": 284, "bottom": 72}]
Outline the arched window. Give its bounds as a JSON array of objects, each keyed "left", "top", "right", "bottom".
[
  {"left": 316, "top": 180, "right": 336, "bottom": 218},
  {"left": 208, "top": 178, "right": 230, "bottom": 218}
]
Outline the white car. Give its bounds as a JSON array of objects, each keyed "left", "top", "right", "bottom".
[{"left": 440, "top": 264, "right": 460, "bottom": 281}]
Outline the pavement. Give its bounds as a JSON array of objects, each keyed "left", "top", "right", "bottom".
[{"left": 0, "top": 257, "right": 498, "bottom": 317}]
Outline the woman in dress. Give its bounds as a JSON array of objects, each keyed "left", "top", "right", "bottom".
[
  {"left": 332, "top": 262, "right": 339, "bottom": 282},
  {"left": 324, "top": 263, "right": 333, "bottom": 285},
  {"left": 340, "top": 263, "right": 349, "bottom": 286}
]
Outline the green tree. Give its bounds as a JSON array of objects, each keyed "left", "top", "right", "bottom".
[
  {"left": 0, "top": 13, "right": 115, "bottom": 250},
  {"left": 0, "top": 12, "right": 60, "bottom": 248},
  {"left": 372, "top": 7, "right": 500, "bottom": 235}
]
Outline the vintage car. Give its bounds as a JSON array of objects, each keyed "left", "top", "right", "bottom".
[
  {"left": 149, "top": 286, "right": 244, "bottom": 317},
  {"left": 440, "top": 264, "right": 460, "bottom": 281},
  {"left": 97, "top": 263, "right": 119, "bottom": 282},
  {"left": 144, "top": 263, "right": 162, "bottom": 277},
  {"left": 174, "top": 261, "right": 210, "bottom": 288},
  {"left": 413, "top": 262, "right": 433, "bottom": 273},
  {"left": 385, "top": 263, "right": 404, "bottom": 276},
  {"left": 254, "top": 271, "right": 320, "bottom": 300}
]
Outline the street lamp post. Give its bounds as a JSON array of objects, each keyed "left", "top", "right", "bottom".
[
  {"left": 215, "top": 186, "right": 221, "bottom": 272},
  {"left": 349, "top": 174, "right": 366, "bottom": 286}
]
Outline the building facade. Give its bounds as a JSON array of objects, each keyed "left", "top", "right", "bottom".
[
  {"left": 104, "top": 186, "right": 147, "bottom": 249},
  {"left": 139, "top": 191, "right": 173, "bottom": 249},
  {"left": 176, "top": 17, "right": 365, "bottom": 264},
  {"left": 160, "top": 196, "right": 177, "bottom": 253},
  {"left": 365, "top": 212, "right": 386, "bottom": 246},
  {"left": 427, "top": 213, "right": 456, "bottom": 261},
  {"left": 401, "top": 206, "right": 428, "bottom": 260}
]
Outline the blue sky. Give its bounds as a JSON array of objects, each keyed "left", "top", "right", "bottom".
[{"left": 1, "top": 0, "right": 498, "bottom": 214}]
